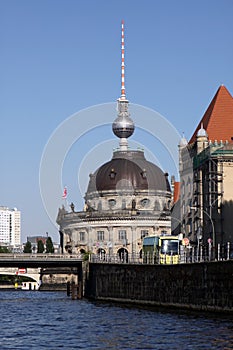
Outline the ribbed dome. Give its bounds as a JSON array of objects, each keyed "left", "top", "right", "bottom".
[
  {"left": 86, "top": 150, "right": 171, "bottom": 195},
  {"left": 197, "top": 126, "right": 208, "bottom": 138},
  {"left": 179, "top": 136, "right": 188, "bottom": 147}
]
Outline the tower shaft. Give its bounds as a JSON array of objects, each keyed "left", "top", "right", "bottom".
[{"left": 121, "top": 20, "right": 125, "bottom": 100}]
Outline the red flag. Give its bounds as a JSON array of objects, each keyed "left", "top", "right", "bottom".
[{"left": 62, "top": 187, "right": 67, "bottom": 199}]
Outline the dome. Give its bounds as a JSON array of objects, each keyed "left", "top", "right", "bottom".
[
  {"left": 179, "top": 132, "right": 188, "bottom": 147},
  {"left": 197, "top": 123, "right": 208, "bottom": 138},
  {"left": 86, "top": 150, "right": 171, "bottom": 196},
  {"left": 179, "top": 137, "right": 188, "bottom": 147}
]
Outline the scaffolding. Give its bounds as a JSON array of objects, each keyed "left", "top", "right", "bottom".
[{"left": 192, "top": 143, "right": 225, "bottom": 246}]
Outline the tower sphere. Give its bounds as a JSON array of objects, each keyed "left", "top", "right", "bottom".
[{"left": 112, "top": 113, "right": 135, "bottom": 139}]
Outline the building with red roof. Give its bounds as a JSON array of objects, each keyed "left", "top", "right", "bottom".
[
  {"left": 178, "top": 85, "right": 233, "bottom": 255},
  {"left": 189, "top": 85, "right": 233, "bottom": 145}
]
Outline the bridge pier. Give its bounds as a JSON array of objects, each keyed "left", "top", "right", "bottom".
[
  {"left": 67, "top": 281, "right": 83, "bottom": 300},
  {"left": 67, "top": 278, "right": 83, "bottom": 299}
]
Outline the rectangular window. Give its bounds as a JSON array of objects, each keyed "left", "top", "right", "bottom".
[
  {"left": 118, "top": 230, "right": 127, "bottom": 241},
  {"left": 79, "top": 232, "right": 85, "bottom": 241},
  {"left": 97, "top": 231, "right": 104, "bottom": 241},
  {"left": 141, "top": 230, "right": 149, "bottom": 239}
]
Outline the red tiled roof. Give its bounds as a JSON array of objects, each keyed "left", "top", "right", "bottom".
[
  {"left": 173, "top": 181, "right": 180, "bottom": 204},
  {"left": 189, "top": 85, "right": 233, "bottom": 144}
]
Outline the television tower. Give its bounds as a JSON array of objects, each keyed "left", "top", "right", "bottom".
[{"left": 112, "top": 20, "right": 135, "bottom": 151}]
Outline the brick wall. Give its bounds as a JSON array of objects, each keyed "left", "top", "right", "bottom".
[{"left": 85, "top": 260, "right": 233, "bottom": 313}]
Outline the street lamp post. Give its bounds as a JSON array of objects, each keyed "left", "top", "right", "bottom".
[
  {"left": 171, "top": 216, "right": 186, "bottom": 236},
  {"left": 171, "top": 216, "right": 187, "bottom": 263},
  {"left": 190, "top": 206, "right": 215, "bottom": 257}
]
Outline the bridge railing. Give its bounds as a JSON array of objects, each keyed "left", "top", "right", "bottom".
[{"left": 0, "top": 253, "right": 83, "bottom": 261}]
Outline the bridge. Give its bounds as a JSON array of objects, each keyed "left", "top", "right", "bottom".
[
  {"left": 0, "top": 253, "right": 83, "bottom": 267},
  {"left": 0, "top": 254, "right": 84, "bottom": 291},
  {"left": 0, "top": 267, "right": 42, "bottom": 287}
]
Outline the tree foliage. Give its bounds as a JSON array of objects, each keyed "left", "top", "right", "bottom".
[
  {"left": 46, "top": 237, "right": 54, "bottom": 253},
  {"left": 37, "top": 240, "right": 44, "bottom": 253},
  {"left": 24, "top": 241, "right": 32, "bottom": 253},
  {"left": 0, "top": 246, "right": 11, "bottom": 253}
]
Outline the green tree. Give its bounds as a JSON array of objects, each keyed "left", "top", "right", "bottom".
[
  {"left": 0, "top": 246, "right": 11, "bottom": 253},
  {"left": 24, "top": 241, "right": 32, "bottom": 253},
  {"left": 46, "top": 237, "right": 54, "bottom": 253},
  {"left": 37, "top": 240, "right": 44, "bottom": 253}
]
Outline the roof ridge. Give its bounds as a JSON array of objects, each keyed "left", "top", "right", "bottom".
[{"left": 189, "top": 85, "right": 233, "bottom": 144}]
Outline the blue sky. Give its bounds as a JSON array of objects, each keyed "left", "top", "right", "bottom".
[{"left": 1, "top": 0, "right": 233, "bottom": 243}]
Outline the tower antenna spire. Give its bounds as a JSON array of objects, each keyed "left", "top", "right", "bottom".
[
  {"left": 121, "top": 19, "right": 126, "bottom": 99},
  {"left": 112, "top": 20, "right": 134, "bottom": 150}
]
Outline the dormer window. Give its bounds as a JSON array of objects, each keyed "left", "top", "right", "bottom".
[
  {"left": 141, "top": 198, "right": 150, "bottom": 207},
  {"left": 108, "top": 199, "right": 116, "bottom": 208},
  {"left": 109, "top": 168, "right": 116, "bottom": 179},
  {"left": 141, "top": 169, "right": 147, "bottom": 178}
]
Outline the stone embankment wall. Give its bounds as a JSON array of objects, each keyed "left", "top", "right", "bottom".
[{"left": 85, "top": 260, "right": 233, "bottom": 313}]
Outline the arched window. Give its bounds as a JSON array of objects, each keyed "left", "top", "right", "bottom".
[
  {"left": 187, "top": 177, "right": 192, "bottom": 194},
  {"left": 154, "top": 201, "right": 160, "bottom": 211},
  {"left": 117, "top": 248, "right": 128, "bottom": 263},
  {"left": 97, "top": 248, "right": 106, "bottom": 260},
  {"left": 182, "top": 180, "right": 185, "bottom": 198},
  {"left": 122, "top": 199, "right": 126, "bottom": 209}
]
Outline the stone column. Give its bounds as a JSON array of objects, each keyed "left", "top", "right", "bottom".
[
  {"left": 87, "top": 226, "right": 93, "bottom": 253},
  {"left": 131, "top": 225, "right": 137, "bottom": 261},
  {"left": 107, "top": 226, "right": 113, "bottom": 257}
]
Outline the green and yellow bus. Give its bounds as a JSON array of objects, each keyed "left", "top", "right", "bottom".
[
  {"left": 159, "top": 235, "right": 180, "bottom": 264},
  {"left": 143, "top": 235, "right": 180, "bottom": 264}
]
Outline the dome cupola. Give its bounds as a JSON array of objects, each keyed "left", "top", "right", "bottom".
[
  {"left": 197, "top": 123, "right": 208, "bottom": 138},
  {"left": 87, "top": 150, "right": 170, "bottom": 195},
  {"left": 179, "top": 133, "right": 188, "bottom": 147},
  {"left": 197, "top": 123, "right": 208, "bottom": 154}
]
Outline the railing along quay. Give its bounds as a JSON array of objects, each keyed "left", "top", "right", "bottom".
[
  {"left": 91, "top": 254, "right": 233, "bottom": 265},
  {"left": 91, "top": 245, "right": 233, "bottom": 265}
]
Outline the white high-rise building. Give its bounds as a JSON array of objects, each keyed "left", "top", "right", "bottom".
[{"left": 0, "top": 207, "right": 21, "bottom": 246}]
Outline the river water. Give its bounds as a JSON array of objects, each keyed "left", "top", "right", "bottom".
[{"left": 0, "top": 290, "right": 232, "bottom": 349}]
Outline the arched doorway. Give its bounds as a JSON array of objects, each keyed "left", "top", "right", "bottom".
[
  {"left": 97, "top": 248, "right": 106, "bottom": 260},
  {"left": 118, "top": 248, "right": 128, "bottom": 263}
]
